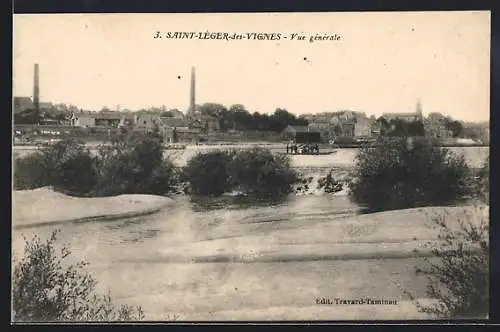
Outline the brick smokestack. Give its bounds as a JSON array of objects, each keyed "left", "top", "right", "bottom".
[
  {"left": 33, "top": 63, "right": 40, "bottom": 118},
  {"left": 188, "top": 66, "right": 195, "bottom": 115}
]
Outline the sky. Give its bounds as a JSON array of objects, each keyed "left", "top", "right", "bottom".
[{"left": 13, "top": 11, "right": 490, "bottom": 122}]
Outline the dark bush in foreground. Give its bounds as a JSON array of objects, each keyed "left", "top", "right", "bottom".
[
  {"left": 349, "top": 137, "right": 472, "bottom": 212},
  {"left": 228, "top": 148, "right": 298, "bottom": 199},
  {"left": 183, "top": 150, "right": 235, "bottom": 196},
  {"left": 13, "top": 153, "right": 51, "bottom": 190},
  {"left": 406, "top": 208, "right": 489, "bottom": 318},
  {"left": 12, "top": 230, "right": 144, "bottom": 322}
]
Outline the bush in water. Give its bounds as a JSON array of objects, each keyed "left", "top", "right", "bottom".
[
  {"left": 44, "top": 139, "right": 98, "bottom": 195},
  {"left": 349, "top": 137, "right": 473, "bottom": 212},
  {"left": 406, "top": 208, "right": 489, "bottom": 318},
  {"left": 13, "top": 139, "right": 97, "bottom": 195},
  {"left": 183, "top": 150, "right": 235, "bottom": 197},
  {"left": 13, "top": 152, "right": 51, "bottom": 190},
  {"left": 317, "top": 171, "right": 343, "bottom": 194},
  {"left": 228, "top": 147, "right": 298, "bottom": 199},
  {"left": 92, "top": 130, "right": 177, "bottom": 196},
  {"left": 12, "top": 230, "right": 145, "bottom": 322}
]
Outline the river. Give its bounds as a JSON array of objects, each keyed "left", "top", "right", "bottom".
[{"left": 12, "top": 193, "right": 441, "bottom": 321}]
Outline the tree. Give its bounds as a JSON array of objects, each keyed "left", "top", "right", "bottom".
[
  {"left": 228, "top": 148, "right": 298, "bottom": 199},
  {"left": 408, "top": 120, "right": 425, "bottom": 136},
  {"left": 93, "top": 131, "right": 176, "bottom": 196},
  {"left": 349, "top": 137, "right": 473, "bottom": 212},
  {"left": 387, "top": 119, "right": 408, "bottom": 136},
  {"left": 231, "top": 105, "right": 253, "bottom": 131},
  {"left": 375, "top": 117, "right": 390, "bottom": 136},
  {"left": 14, "top": 152, "right": 52, "bottom": 190},
  {"left": 445, "top": 119, "right": 464, "bottom": 138},
  {"left": 269, "top": 108, "right": 308, "bottom": 132},
  {"left": 183, "top": 150, "right": 235, "bottom": 196},
  {"left": 44, "top": 139, "right": 98, "bottom": 195},
  {"left": 198, "top": 103, "right": 227, "bottom": 117}
]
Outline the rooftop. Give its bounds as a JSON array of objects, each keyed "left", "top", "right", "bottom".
[{"left": 159, "top": 117, "right": 189, "bottom": 128}]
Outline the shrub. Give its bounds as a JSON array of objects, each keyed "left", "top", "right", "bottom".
[
  {"left": 13, "top": 139, "right": 97, "bottom": 195},
  {"left": 44, "top": 139, "right": 97, "bottom": 195},
  {"left": 13, "top": 152, "right": 51, "bottom": 190},
  {"left": 228, "top": 148, "right": 298, "bottom": 199},
  {"left": 12, "top": 230, "right": 145, "bottom": 322},
  {"left": 349, "top": 137, "right": 472, "bottom": 212},
  {"left": 183, "top": 150, "right": 235, "bottom": 196},
  {"left": 317, "top": 171, "right": 343, "bottom": 194},
  {"left": 93, "top": 133, "right": 176, "bottom": 196},
  {"left": 405, "top": 208, "right": 489, "bottom": 318}
]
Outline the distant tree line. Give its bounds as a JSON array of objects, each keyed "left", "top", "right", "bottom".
[
  {"left": 374, "top": 116, "right": 471, "bottom": 138},
  {"left": 193, "top": 103, "right": 308, "bottom": 132}
]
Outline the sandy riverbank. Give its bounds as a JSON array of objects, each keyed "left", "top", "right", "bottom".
[
  {"left": 139, "top": 205, "right": 488, "bottom": 264},
  {"left": 11, "top": 187, "right": 489, "bottom": 321},
  {"left": 106, "top": 203, "right": 487, "bottom": 321},
  {"left": 12, "top": 187, "right": 173, "bottom": 229}
]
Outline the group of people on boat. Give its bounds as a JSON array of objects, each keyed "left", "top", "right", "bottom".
[{"left": 286, "top": 140, "right": 320, "bottom": 155}]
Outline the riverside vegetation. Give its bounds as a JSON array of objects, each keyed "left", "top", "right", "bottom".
[
  {"left": 14, "top": 129, "right": 298, "bottom": 200},
  {"left": 12, "top": 133, "right": 489, "bottom": 320},
  {"left": 12, "top": 230, "right": 145, "bottom": 322},
  {"left": 347, "top": 136, "right": 489, "bottom": 318}
]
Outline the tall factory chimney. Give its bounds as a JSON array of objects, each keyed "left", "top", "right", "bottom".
[
  {"left": 416, "top": 98, "right": 423, "bottom": 121},
  {"left": 33, "top": 63, "right": 40, "bottom": 121},
  {"left": 188, "top": 66, "right": 196, "bottom": 115}
]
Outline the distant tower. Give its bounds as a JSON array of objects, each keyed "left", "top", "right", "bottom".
[
  {"left": 188, "top": 66, "right": 196, "bottom": 115},
  {"left": 33, "top": 63, "right": 40, "bottom": 121},
  {"left": 416, "top": 99, "right": 423, "bottom": 121}
]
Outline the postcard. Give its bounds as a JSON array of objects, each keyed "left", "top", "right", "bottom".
[{"left": 12, "top": 11, "right": 490, "bottom": 322}]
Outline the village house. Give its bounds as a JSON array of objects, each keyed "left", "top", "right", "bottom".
[
  {"left": 425, "top": 123, "right": 453, "bottom": 138},
  {"left": 308, "top": 121, "right": 335, "bottom": 141},
  {"left": 307, "top": 113, "right": 374, "bottom": 139},
  {"left": 70, "top": 111, "right": 96, "bottom": 128},
  {"left": 158, "top": 117, "right": 189, "bottom": 143},
  {"left": 282, "top": 125, "right": 318, "bottom": 141},
  {"left": 352, "top": 116, "right": 372, "bottom": 137},
  {"left": 133, "top": 113, "right": 160, "bottom": 133},
  {"left": 13, "top": 97, "right": 34, "bottom": 115},
  {"left": 159, "top": 116, "right": 189, "bottom": 129},
  {"left": 167, "top": 109, "right": 185, "bottom": 118},
  {"left": 39, "top": 102, "right": 54, "bottom": 112},
  {"left": 118, "top": 115, "right": 136, "bottom": 129},
  {"left": 370, "top": 121, "right": 383, "bottom": 136},
  {"left": 94, "top": 112, "right": 122, "bottom": 128}
]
